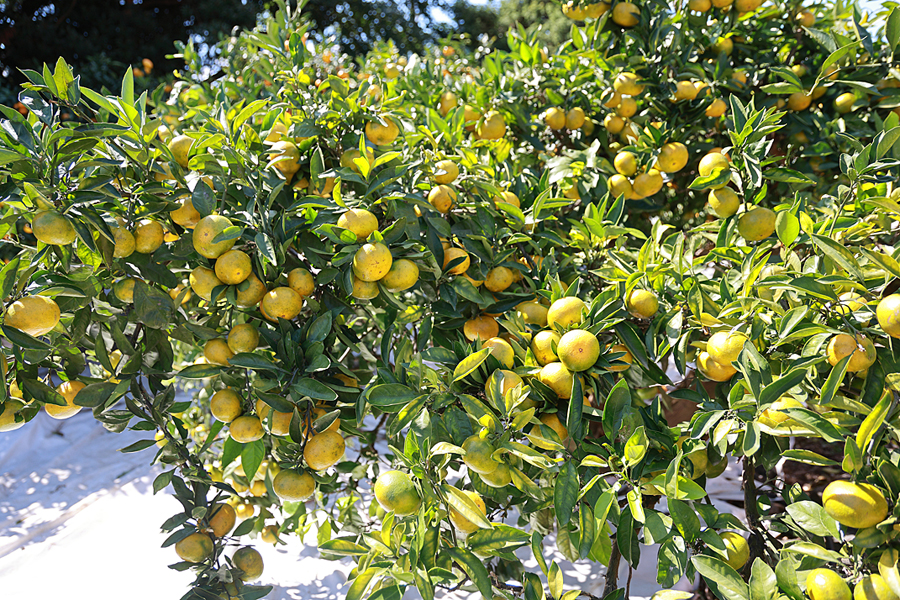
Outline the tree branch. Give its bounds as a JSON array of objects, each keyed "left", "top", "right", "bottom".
[
  {"left": 742, "top": 454, "right": 767, "bottom": 571},
  {"left": 603, "top": 540, "right": 622, "bottom": 596},
  {"left": 488, "top": 572, "right": 605, "bottom": 600}
]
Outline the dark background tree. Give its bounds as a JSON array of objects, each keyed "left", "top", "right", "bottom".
[
  {"left": 301, "top": 0, "right": 450, "bottom": 56},
  {"left": 0, "top": 0, "right": 268, "bottom": 97},
  {"left": 441, "top": 1, "right": 570, "bottom": 51},
  {"left": 494, "top": 0, "right": 570, "bottom": 48},
  {"left": 0, "top": 0, "right": 566, "bottom": 101},
  {"left": 443, "top": 0, "right": 505, "bottom": 48}
]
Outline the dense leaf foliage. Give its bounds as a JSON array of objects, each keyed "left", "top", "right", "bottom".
[{"left": 2, "top": 0, "right": 900, "bottom": 599}]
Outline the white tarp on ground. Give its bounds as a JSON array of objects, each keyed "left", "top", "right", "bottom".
[{"left": 0, "top": 409, "right": 745, "bottom": 599}]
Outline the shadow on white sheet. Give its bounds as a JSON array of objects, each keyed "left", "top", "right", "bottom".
[{"left": 0, "top": 409, "right": 747, "bottom": 599}]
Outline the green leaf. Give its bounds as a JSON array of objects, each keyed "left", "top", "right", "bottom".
[
  {"left": 368, "top": 586, "right": 403, "bottom": 600},
  {"left": 233, "top": 518, "right": 255, "bottom": 537},
  {"left": 567, "top": 375, "right": 584, "bottom": 442},
  {"left": 775, "top": 557, "right": 804, "bottom": 600},
  {"left": 121, "top": 67, "right": 134, "bottom": 105},
  {"left": 133, "top": 281, "right": 174, "bottom": 330},
  {"left": 467, "top": 525, "right": 530, "bottom": 552},
  {"left": 757, "top": 369, "right": 807, "bottom": 408},
  {"left": 785, "top": 501, "right": 840, "bottom": 538},
  {"left": 452, "top": 348, "right": 492, "bottom": 383},
  {"left": 0, "top": 258, "right": 20, "bottom": 302},
  {"left": 743, "top": 421, "right": 761, "bottom": 457},
  {"left": 239, "top": 586, "right": 275, "bottom": 600},
  {"left": 778, "top": 408, "right": 847, "bottom": 442},
  {"left": 843, "top": 436, "right": 864, "bottom": 473},
  {"left": 210, "top": 226, "right": 243, "bottom": 245},
  {"left": 669, "top": 499, "right": 701, "bottom": 542},
  {"left": 857, "top": 390, "right": 892, "bottom": 451},
  {"left": 810, "top": 235, "right": 864, "bottom": 283},
  {"left": 23, "top": 379, "right": 66, "bottom": 406},
  {"left": 877, "top": 127, "right": 900, "bottom": 159},
  {"left": 2, "top": 325, "right": 51, "bottom": 349},
  {"left": 578, "top": 504, "right": 595, "bottom": 559},
  {"left": 366, "top": 384, "right": 418, "bottom": 411},
  {"left": 502, "top": 440, "right": 554, "bottom": 468},
  {"left": 192, "top": 179, "right": 216, "bottom": 217},
  {"left": 689, "top": 168, "right": 732, "bottom": 190},
  {"left": 886, "top": 7, "right": 900, "bottom": 51},
  {"left": 153, "top": 471, "right": 173, "bottom": 494},
  {"left": 74, "top": 382, "right": 117, "bottom": 407},
  {"left": 306, "top": 313, "right": 332, "bottom": 343},
  {"left": 820, "top": 354, "right": 851, "bottom": 406},
  {"left": 429, "top": 441, "right": 464, "bottom": 456},
  {"left": 821, "top": 43, "right": 858, "bottom": 77},
  {"left": 443, "top": 484, "right": 492, "bottom": 529},
  {"left": 414, "top": 570, "right": 434, "bottom": 600},
  {"left": 749, "top": 559, "right": 778, "bottom": 600},
  {"left": 781, "top": 449, "right": 839, "bottom": 466},
  {"left": 783, "top": 541, "right": 844, "bottom": 563},
  {"left": 177, "top": 364, "right": 223, "bottom": 379},
  {"left": 554, "top": 461, "right": 579, "bottom": 526},
  {"left": 549, "top": 563, "right": 563, "bottom": 600},
  {"left": 232, "top": 99, "right": 269, "bottom": 132},
  {"left": 446, "top": 548, "right": 493, "bottom": 600},
  {"left": 617, "top": 508, "right": 640, "bottom": 567},
  {"left": 241, "top": 439, "right": 266, "bottom": 481},
  {"left": 692, "top": 556, "right": 750, "bottom": 600},
  {"left": 601, "top": 379, "right": 631, "bottom": 436},
  {"left": 788, "top": 276, "right": 838, "bottom": 301},
  {"left": 532, "top": 531, "right": 549, "bottom": 575},
  {"left": 319, "top": 538, "right": 370, "bottom": 556},
  {"left": 256, "top": 232, "right": 276, "bottom": 264},
  {"left": 627, "top": 488, "right": 645, "bottom": 524},
  {"left": 228, "top": 353, "right": 283, "bottom": 372},
  {"left": 623, "top": 425, "right": 648, "bottom": 467},
  {"left": 221, "top": 435, "right": 242, "bottom": 470},
  {"left": 879, "top": 547, "right": 900, "bottom": 599},
  {"left": 293, "top": 378, "right": 338, "bottom": 402},
  {"left": 766, "top": 168, "right": 814, "bottom": 185},
  {"left": 119, "top": 439, "right": 156, "bottom": 453},
  {"left": 646, "top": 473, "right": 707, "bottom": 500},
  {"left": 775, "top": 211, "right": 800, "bottom": 247},
  {"left": 859, "top": 248, "right": 900, "bottom": 280}
]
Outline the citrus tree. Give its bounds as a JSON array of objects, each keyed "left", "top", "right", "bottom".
[{"left": 3, "top": 0, "right": 900, "bottom": 599}]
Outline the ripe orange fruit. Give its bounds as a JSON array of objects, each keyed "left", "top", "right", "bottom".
[
  {"left": 230, "top": 415, "right": 264, "bottom": 443},
  {"left": 273, "top": 469, "right": 316, "bottom": 502},
  {"left": 625, "top": 289, "right": 658, "bottom": 319},
  {"left": 373, "top": 470, "right": 422, "bottom": 516},
  {"left": 547, "top": 297, "right": 586, "bottom": 328},
  {"left": 175, "top": 532, "right": 213, "bottom": 563},
  {"left": 806, "top": 569, "right": 851, "bottom": 600},
  {"left": 46, "top": 380, "right": 86, "bottom": 420},
  {"left": 822, "top": 480, "right": 888, "bottom": 529},
  {"left": 207, "top": 503, "right": 237, "bottom": 537},
  {"left": 193, "top": 215, "right": 236, "bottom": 259},
  {"left": 5, "top": 295, "right": 61, "bottom": 337},
  {"left": 233, "top": 546, "right": 264, "bottom": 581},
  {"left": 463, "top": 315, "right": 499, "bottom": 341},
  {"left": 483, "top": 337, "right": 515, "bottom": 368},
  {"left": 557, "top": 329, "right": 600, "bottom": 371},
  {"left": 304, "top": 430, "right": 346, "bottom": 470},
  {"left": 352, "top": 243, "right": 393, "bottom": 282},
  {"left": 337, "top": 208, "right": 378, "bottom": 241},
  {"left": 826, "top": 333, "right": 876, "bottom": 372}
]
